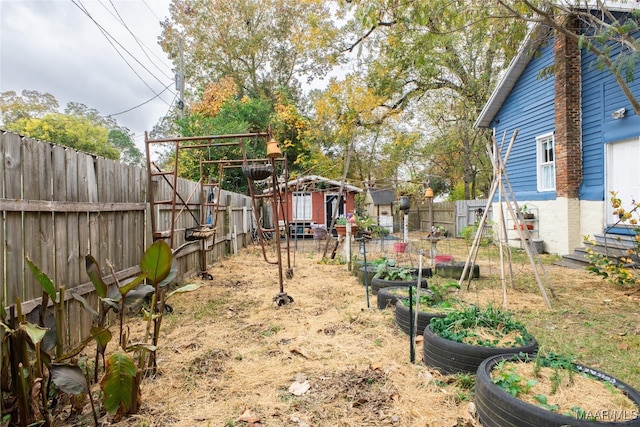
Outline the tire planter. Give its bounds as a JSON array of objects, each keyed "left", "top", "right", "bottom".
[
  {"left": 435, "top": 262, "right": 480, "bottom": 280},
  {"left": 422, "top": 325, "right": 538, "bottom": 374},
  {"left": 376, "top": 286, "right": 410, "bottom": 310},
  {"left": 476, "top": 354, "right": 640, "bottom": 427},
  {"left": 394, "top": 301, "right": 445, "bottom": 336},
  {"left": 357, "top": 266, "right": 377, "bottom": 286},
  {"left": 409, "top": 267, "right": 433, "bottom": 278},
  {"left": 370, "top": 276, "right": 427, "bottom": 295}
]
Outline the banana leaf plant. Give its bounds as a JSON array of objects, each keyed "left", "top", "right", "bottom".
[{"left": 1, "top": 240, "right": 200, "bottom": 425}]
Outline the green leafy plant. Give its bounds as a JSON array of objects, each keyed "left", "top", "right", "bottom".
[
  {"left": 459, "top": 223, "right": 493, "bottom": 247},
  {"left": 373, "top": 260, "right": 413, "bottom": 280},
  {"left": 430, "top": 304, "right": 532, "bottom": 348},
  {"left": 491, "top": 353, "right": 617, "bottom": 417},
  {"left": 585, "top": 191, "right": 639, "bottom": 287},
  {"left": 399, "top": 281, "right": 460, "bottom": 310},
  {"left": 0, "top": 240, "right": 199, "bottom": 426}
]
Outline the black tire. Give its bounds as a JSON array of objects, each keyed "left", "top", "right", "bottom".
[
  {"left": 394, "top": 301, "right": 445, "bottom": 335},
  {"left": 409, "top": 267, "right": 433, "bottom": 278},
  {"left": 435, "top": 262, "right": 480, "bottom": 279},
  {"left": 370, "top": 276, "right": 427, "bottom": 295},
  {"left": 376, "top": 286, "right": 410, "bottom": 310},
  {"left": 475, "top": 354, "right": 640, "bottom": 427},
  {"left": 422, "top": 325, "right": 538, "bottom": 374},
  {"left": 357, "top": 266, "right": 377, "bottom": 286}
]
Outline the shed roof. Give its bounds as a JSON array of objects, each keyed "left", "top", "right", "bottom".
[
  {"left": 368, "top": 188, "right": 396, "bottom": 205},
  {"left": 271, "top": 175, "right": 362, "bottom": 193}
]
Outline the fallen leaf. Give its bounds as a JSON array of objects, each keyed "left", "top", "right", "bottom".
[
  {"left": 369, "top": 362, "right": 381, "bottom": 371},
  {"left": 422, "top": 371, "right": 435, "bottom": 384},
  {"left": 237, "top": 408, "right": 260, "bottom": 423},
  {"left": 352, "top": 398, "right": 368, "bottom": 407},
  {"left": 415, "top": 335, "right": 424, "bottom": 344},
  {"left": 617, "top": 342, "right": 629, "bottom": 351},
  {"left": 290, "top": 347, "right": 312, "bottom": 359},
  {"left": 288, "top": 380, "right": 310, "bottom": 396},
  {"left": 390, "top": 392, "right": 399, "bottom": 401}
]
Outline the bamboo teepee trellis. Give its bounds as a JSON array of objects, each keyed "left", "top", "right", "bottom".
[{"left": 458, "top": 130, "right": 555, "bottom": 309}]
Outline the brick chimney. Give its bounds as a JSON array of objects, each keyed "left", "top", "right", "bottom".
[{"left": 554, "top": 14, "right": 582, "bottom": 199}]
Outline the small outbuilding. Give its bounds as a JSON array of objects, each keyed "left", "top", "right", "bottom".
[
  {"left": 363, "top": 188, "right": 396, "bottom": 233},
  {"left": 270, "top": 175, "right": 362, "bottom": 238}
]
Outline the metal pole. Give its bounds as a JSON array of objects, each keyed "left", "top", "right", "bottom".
[{"left": 362, "top": 239, "right": 370, "bottom": 309}]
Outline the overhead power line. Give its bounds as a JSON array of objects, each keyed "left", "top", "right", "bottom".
[
  {"left": 108, "top": 83, "right": 173, "bottom": 116},
  {"left": 71, "top": 0, "right": 175, "bottom": 105},
  {"left": 101, "top": 0, "right": 173, "bottom": 79}
]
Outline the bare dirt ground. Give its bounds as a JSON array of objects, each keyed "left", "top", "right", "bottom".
[{"left": 104, "top": 235, "right": 640, "bottom": 427}]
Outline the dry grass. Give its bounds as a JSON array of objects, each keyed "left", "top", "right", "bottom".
[{"left": 86, "top": 235, "right": 639, "bottom": 427}]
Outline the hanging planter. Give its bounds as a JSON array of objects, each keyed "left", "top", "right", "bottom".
[
  {"left": 393, "top": 242, "right": 407, "bottom": 253},
  {"left": 241, "top": 164, "right": 273, "bottom": 181}
]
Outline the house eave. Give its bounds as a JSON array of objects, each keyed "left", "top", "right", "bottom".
[{"left": 474, "top": 23, "right": 551, "bottom": 129}]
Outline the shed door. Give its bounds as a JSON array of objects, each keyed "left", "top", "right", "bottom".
[
  {"left": 606, "top": 138, "right": 640, "bottom": 228},
  {"left": 325, "top": 193, "right": 344, "bottom": 227}
]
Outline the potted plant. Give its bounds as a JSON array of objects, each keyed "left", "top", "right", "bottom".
[
  {"left": 431, "top": 225, "right": 447, "bottom": 238},
  {"left": 393, "top": 241, "right": 408, "bottom": 253},
  {"left": 423, "top": 304, "right": 538, "bottom": 374},
  {"left": 519, "top": 204, "right": 535, "bottom": 220},
  {"left": 335, "top": 215, "right": 357, "bottom": 236},
  {"left": 476, "top": 352, "right": 640, "bottom": 426},
  {"left": 394, "top": 281, "right": 461, "bottom": 335}
]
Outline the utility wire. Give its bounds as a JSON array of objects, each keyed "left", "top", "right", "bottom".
[
  {"left": 71, "top": 0, "right": 174, "bottom": 105},
  {"left": 108, "top": 83, "right": 173, "bottom": 116},
  {"left": 101, "top": 0, "right": 173, "bottom": 79}
]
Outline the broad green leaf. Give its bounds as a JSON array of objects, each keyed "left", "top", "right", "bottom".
[
  {"left": 167, "top": 283, "right": 201, "bottom": 300},
  {"left": 26, "top": 257, "right": 56, "bottom": 300},
  {"left": 118, "top": 274, "right": 147, "bottom": 297},
  {"left": 100, "top": 351, "right": 137, "bottom": 414},
  {"left": 71, "top": 292, "right": 100, "bottom": 321},
  {"left": 20, "top": 322, "right": 48, "bottom": 345},
  {"left": 91, "top": 326, "right": 113, "bottom": 355},
  {"left": 85, "top": 255, "right": 108, "bottom": 298},
  {"left": 50, "top": 364, "right": 89, "bottom": 394},
  {"left": 534, "top": 394, "right": 548, "bottom": 405},
  {"left": 140, "top": 241, "right": 173, "bottom": 285},
  {"left": 123, "top": 285, "right": 154, "bottom": 306},
  {"left": 102, "top": 298, "right": 121, "bottom": 313},
  {"left": 125, "top": 343, "right": 157, "bottom": 353},
  {"left": 158, "top": 260, "right": 178, "bottom": 288}
]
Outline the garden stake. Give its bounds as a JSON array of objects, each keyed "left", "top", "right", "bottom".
[
  {"left": 409, "top": 284, "right": 415, "bottom": 363},
  {"left": 413, "top": 251, "right": 424, "bottom": 354},
  {"left": 358, "top": 236, "right": 370, "bottom": 309}
]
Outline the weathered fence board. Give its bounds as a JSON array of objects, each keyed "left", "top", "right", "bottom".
[
  {"left": 0, "top": 134, "right": 5, "bottom": 304},
  {"left": 4, "top": 132, "right": 24, "bottom": 303},
  {"left": 0, "top": 131, "right": 254, "bottom": 347}
]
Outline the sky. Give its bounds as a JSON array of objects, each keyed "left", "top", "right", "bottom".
[{"left": 0, "top": 0, "right": 174, "bottom": 151}]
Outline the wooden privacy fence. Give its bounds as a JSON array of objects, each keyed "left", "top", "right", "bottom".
[
  {"left": 0, "top": 131, "right": 253, "bottom": 346},
  {"left": 404, "top": 201, "right": 457, "bottom": 235}
]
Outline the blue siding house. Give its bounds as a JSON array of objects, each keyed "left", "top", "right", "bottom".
[{"left": 475, "top": 11, "right": 640, "bottom": 255}]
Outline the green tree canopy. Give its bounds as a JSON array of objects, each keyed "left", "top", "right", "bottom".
[
  {"left": 332, "top": 0, "right": 530, "bottom": 199},
  {"left": 1, "top": 90, "right": 143, "bottom": 164},
  {"left": 7, "top": 113, "right": 119, "bottom": 160},
  {"left": 160, "top": 0, "right": 341, "bottom": 104}
]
